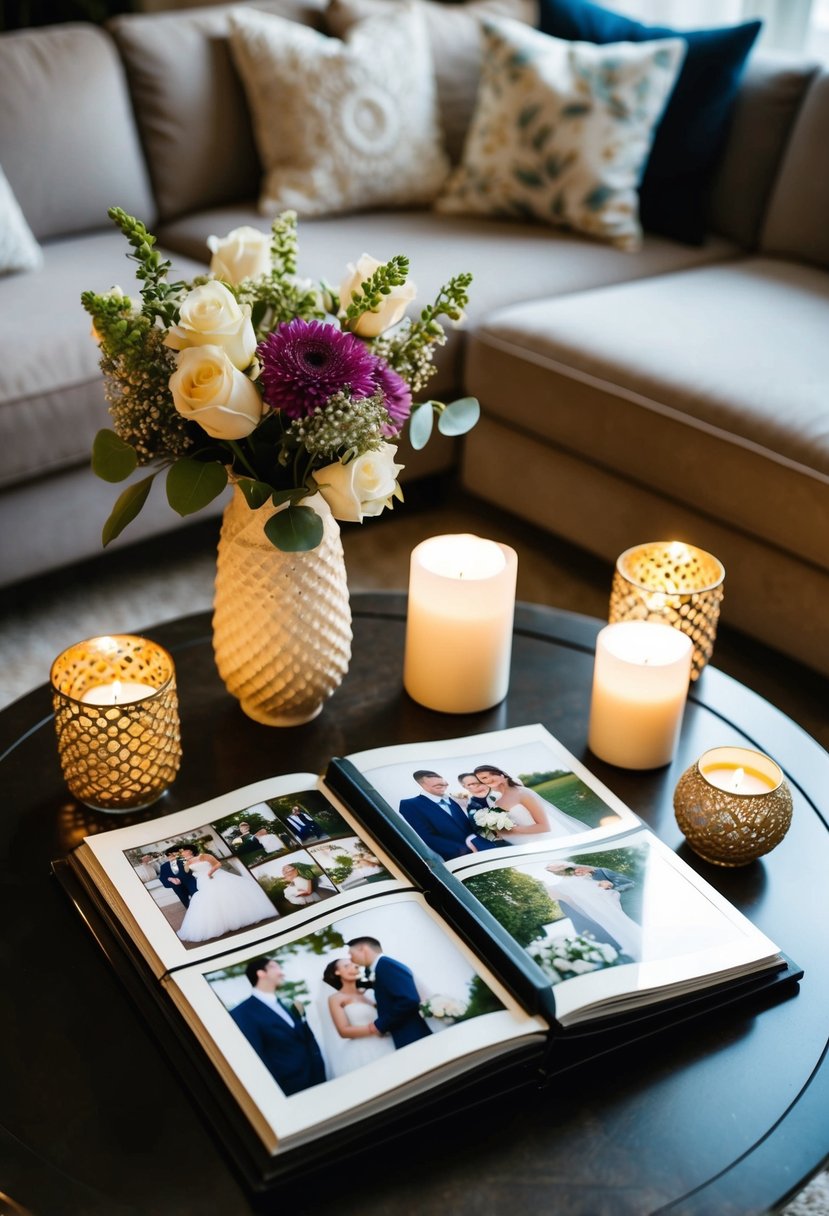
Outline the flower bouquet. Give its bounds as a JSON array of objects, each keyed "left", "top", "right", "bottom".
[
  {"left": 419, "top": 994, "right": 469, "bottom": 1022},
  {"left": 82, "top": 208, "right": 479, "bottom": 553},
  {"left": 526, "top": 933, "right": 621, "bottom": 984},
  {"left": 471, "top": 807, "right": 515, "bottom": 840},
  {"left": 82, "top": 209, "right": 479, "bottom": 725}
]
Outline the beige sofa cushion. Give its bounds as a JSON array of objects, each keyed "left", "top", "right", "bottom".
[
  {"left": 466, "top": 257, "right": 829, "bottom": 571},
  {"left": 761, "top": 68, "right": 829, "bottom": 270},
  {"left": 109, "top": 0, "right": 326, "bottom": 222},
  {"left": 707, "top": 51, "right": 819, "bottom": 250},
  {"left": 0, "top": 24, "right": 155, "bottom": 240}
]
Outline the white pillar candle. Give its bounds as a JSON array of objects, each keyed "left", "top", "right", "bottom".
[
  {"left": 699, "top": 746, "right": 782, "bottom": 794},
  {"left": 80, "top": 679, "right": 156, "bottom": 705},
  {"left": 588, "top": 620, "right": 693, "bottom": 769},
  {"left": 403, "top": 533, "right": 518, "bottom": 713}
]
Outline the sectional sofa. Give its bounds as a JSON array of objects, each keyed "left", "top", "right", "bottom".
[{"left": 1, "top": 0, "right": 827, "bottom": 673}]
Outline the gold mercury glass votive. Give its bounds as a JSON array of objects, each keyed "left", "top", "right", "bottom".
[
  {"left": 51, "top": 634, "right": 182, "bottom": 813},
  {"left": 673, "top": 746, "right": 793, "bottom": 866},
  {"left": 609, "top": 541, "right": 725, "bottom": 681}
]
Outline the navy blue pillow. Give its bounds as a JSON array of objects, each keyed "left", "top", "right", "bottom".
[{"left": 538, "top": 0, "right": 761, "bottom": 244}]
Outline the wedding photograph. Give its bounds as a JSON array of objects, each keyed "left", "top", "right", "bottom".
[
  {"left": 125, "top": 827, "right": 279, "bottom": 948},
  {"left": 357, "top": 736, "right": 629, "bottom": 862},
  {"left": 306, "top": 837, "right": 390, "bottom": 889},
  {"left": 250, "top": 848, "right": 339, "bottom": 914},
  {"left": 213, "top": 787, "right": 350, "bottom": 864},
  {"left": 204, "top": 898, "right": 505, "bottom": 1094},
  {"left": 464, "top": 831, "right": 756, "bottom": 985}
]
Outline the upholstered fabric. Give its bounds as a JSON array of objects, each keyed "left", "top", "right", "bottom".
[
  {"left": 0, "top": 232, "right": 206, "bottom": 488},
  {"left": 707, "top": 51, "right": 820, "bottom": 249},
  {"left": 0, "top": 24, "right": 155, "bottom": 241},
  {"left": 761, "top": 68, "right": 829, "bottom": 271},
  {"left": 437, "top": 19, "right": 684, "bottom": 251},
  {"left": 325, "top": 0, "right": 537, "bottom": 163},
  {"left": 465, "top": 257, "right": 829, "bottom": 570},
  {"left": 228, "top": 4, "right": 450, "bottom": 217},
  {"left": 537, "top": 0, "right": 761, "bottom": 245},
  {"left": 0, "top": 166, "right": 41, "bottom": 275}
]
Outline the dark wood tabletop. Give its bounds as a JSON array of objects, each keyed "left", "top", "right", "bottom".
[{"left": 1, "top": 593, "right": 827, "bottom": 1216}]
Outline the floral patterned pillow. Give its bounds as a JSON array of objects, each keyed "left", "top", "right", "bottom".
[
  {"left": 436, "top": 18, "right": 686, "bottom": 250},
  {"left": 229, "top": 4, "right": 451, "bottom": 218}
]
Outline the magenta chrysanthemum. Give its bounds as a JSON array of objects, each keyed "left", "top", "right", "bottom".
[
  {"left": 257, "top": 318, "right": 378, "bottom": 418},
  {"left": 372, "top": 359, "right": 412, "bottom": 435}
]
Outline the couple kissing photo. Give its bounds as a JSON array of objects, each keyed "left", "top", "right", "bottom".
[{"left": 205, "top": 899, "right": 506, "bottom": 1096}]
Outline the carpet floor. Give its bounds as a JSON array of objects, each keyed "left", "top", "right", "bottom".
[{"left": 1, "top": 483, "right": 826, "bottom": 1212}]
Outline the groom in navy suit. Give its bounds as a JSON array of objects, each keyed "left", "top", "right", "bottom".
[
  {"left": 231, "top": 957, "right": 326, "bottom": 1095},
  {"left": 398, "top": 770, "right": 504, "bottom": 861},
  {"left": 347, "top": 936, "right": 431, "bottom": 1049},
  {"left": 158, "top": 847, "right": 197, "bottom": 908}
]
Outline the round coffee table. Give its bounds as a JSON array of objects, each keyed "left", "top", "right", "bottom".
[{"left": 1, "top": 594, "right": 827, "bottom": 1216}]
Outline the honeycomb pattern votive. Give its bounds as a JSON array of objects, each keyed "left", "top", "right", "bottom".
[
  {"left": 609, "top": 541, "right": 725, "bottom": 680},
  {"left": 51, "top": 634, "right": 182, "bottom": 813}
]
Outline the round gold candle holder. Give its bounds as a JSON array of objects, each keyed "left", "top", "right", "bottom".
[
  {"left": 609, "top": 541, "right": 725, "bottom": 681},
  {"left": 673, "top": 746, "right": 793, "bottom": 866},
  {"left": 51, "top": 634, "right": 182, "bottom": 813}
]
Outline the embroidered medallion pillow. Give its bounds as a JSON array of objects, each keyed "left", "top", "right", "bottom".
[
  {"left": 436, "top": 18, "right": 685, "bottom": 251},
  {"left": 229, "top": 4, "right": 450, "bottom": 217}
]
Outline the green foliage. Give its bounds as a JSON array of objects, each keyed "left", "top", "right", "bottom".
[
  {"left": 264, "top": 503, "right": 324, "bottom": 552},
  {"left": 465, "top": 868, "right": 558, "bottom": 948},
  {"left": 101, "top": 474, "right": 155, "bottom": 546},
  {"left": 166, "top": 458, "right": 228, "bottom": 517},
  {"left": 437, "top": 396, "right": 480, "bottom": 437},
  {"left": 408, "top": 402, "right": 434, "bottom": 451},
  {"left": 92, "top": 429, "right": 138, "bottom": 483},
  {"left": 343, "top": 255, "right": 410, "bottom": 327},
  {"left": 458, "top": 974, "right": 504, "bottom": 1020}
]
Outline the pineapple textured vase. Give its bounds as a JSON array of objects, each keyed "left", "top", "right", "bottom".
[{"left": 212, "top": 487, "right": 352, "bottom": 726}]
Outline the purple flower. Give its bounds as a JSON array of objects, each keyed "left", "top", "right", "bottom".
[
  {"left": 372, "top": 359, "right": 412, "bottom": 435},
  {"left": 257, "top": 318, "right": 378, "bottom": 418}
]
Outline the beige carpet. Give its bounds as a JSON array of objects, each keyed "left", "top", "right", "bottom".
[{"left": 0, "top": 485, "right": 827, "bottom": 1214}]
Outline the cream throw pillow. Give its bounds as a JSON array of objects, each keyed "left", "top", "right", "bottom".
[
  {"left": 229, "top": 5, "right": 451, "bottom": 217},
  {"left": 436, "top": 18, "right": 686, "bottom": 250},
  {"left": 0, "top": 165, "right": 42, "bottom": 274}
]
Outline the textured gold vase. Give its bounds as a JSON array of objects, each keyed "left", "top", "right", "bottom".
[{"left": 212, "top": 487, "right": 352, "bottom": 726}]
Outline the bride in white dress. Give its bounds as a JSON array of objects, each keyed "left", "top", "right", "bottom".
[
  {"left": 176, "top": 849, "right": 276, "bottom": 943},
  {"left": 319, "top": 958, "right": 395, "bottom": 1077},
  {"left": 473, "top": 765, "right": 584, "bottom": 842},
  {"left": 544, "top": 864, "right": 642, "bottom": 960}
]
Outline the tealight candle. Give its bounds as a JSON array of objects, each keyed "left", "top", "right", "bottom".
[
  {"left": 674, "top": 746, "right": 793, "bottom": 865},
  {"left": 588, "top": 620, "right": 693, "bottom": 769},
  {"left": 51, "top": 634, "right": 182, "bottom": 812},
  {"left": 403, "top": 533, "right": 518, "bottom": 713}
]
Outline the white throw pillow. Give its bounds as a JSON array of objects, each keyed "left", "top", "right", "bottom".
[
  {"left": 229, "top": 4, "right": 451, "bottom": 217},
  {"left": 0, "top": 165, "right": 42, "bottom": 274},
  {"left": 436, "top": 18, "right": 686, "bottom": 250}
]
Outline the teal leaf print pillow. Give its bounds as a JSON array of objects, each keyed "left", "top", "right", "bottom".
[{"left": 436, "top": 18, "right": 685, "bottom": 250}]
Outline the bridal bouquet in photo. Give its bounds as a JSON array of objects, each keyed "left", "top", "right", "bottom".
[
  {"left": 419, "top": 994, "right": 469, "bottom": 1021},
  {"left": 83, "top": 207, "right": 479, "bottom": 553},
  {"left": 471, "top": 807, "right": 516, "bottom": 840},
  {"left": 527, "top": 933, "right": 620, "bottom": 984}
]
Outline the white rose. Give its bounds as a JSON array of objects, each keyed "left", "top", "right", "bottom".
[
  {"left": 207, "top": 225, "right": 271, "bottom": 285},
  {"left": 165, "top": 281, "right": 257, "bottom": 370},
  {"left": 314, "top": 443, "right": 403, "bottom": 523},
  {"left": 340, "top": 253, "right": 416, "bottom": 338},
  {"left": 169, "top": 345, "right": 263, "bottom": 440}
]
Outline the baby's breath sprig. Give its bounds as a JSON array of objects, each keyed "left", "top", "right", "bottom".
[{"left": 285, "top": 391, "right": 389, "bottom": 460}]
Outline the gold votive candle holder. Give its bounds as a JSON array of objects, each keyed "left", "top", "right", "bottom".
[
  {"left": 51, "top": 634, "right": 182, "bottom": 813},
  {"left": 673, "top": 745, "right": 793, "bottom": 866},
  {"left": 609, "top": 541, "right": 725, "bottom": 680}
]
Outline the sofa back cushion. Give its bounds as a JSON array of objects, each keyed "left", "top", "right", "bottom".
[
  {"left": 0, "top": 23, "right": 155, "bottom": 241},
  {"left": 707, "top": 52, "right": 819, "bottom": 249},
  {"left": 760, "top": 67, "right": 829, "bottom": 270},
  {"left": 109, "top": 0, "right": 326, "bottom": 222}
]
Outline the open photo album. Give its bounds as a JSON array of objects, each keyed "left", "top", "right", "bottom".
[{"left": 54, "top": 724, "right": 800, "bottom": 1189}]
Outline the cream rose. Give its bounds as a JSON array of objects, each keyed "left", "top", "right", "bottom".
[
  {"left": 314, "top": 443, "right": 403, "bottom": 523},
  {"left": 169, "top": 345, "right": 263, "bottom": 440},
  {"left": 339, "top": 254, "right": 416, "bottom": 338},
  {"left": 165, "top": 281, "right": 257, "bottom": 370},
  {"left": 207, "top": 225, "right": 271, "bottom": 285}
]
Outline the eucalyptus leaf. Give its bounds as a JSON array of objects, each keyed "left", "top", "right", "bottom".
[
  {"left": 271, "top": 488, "right": 301, "bottom": 507},
  {"left": 437, "top": 396, "right": 481, "bottom": 437},
  {"left": 166, "top": 459, "right": 228, "bottom": 517},
  {"left": 237, "top": 478, "right": 274, "bottom": 509},
  {"left": 92, "top": 429, "right": 138, "bottom": 483},
  {"left": 264, "top": 504, "right": 324, "bottom": 552},
  {"left": 408, "top": 402, "right": 435, "bottom": 451},
  {"left": 102, "top": 475, "right": 155, "bottom": 546}
]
